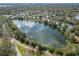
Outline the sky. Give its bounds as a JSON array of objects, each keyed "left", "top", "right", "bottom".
[{"left": 0, "top": 0, "right": 79, "bottom": 3}]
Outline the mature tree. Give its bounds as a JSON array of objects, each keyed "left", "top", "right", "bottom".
[{"left": 0, "top": 39, "right": 16, "bottom": 56}]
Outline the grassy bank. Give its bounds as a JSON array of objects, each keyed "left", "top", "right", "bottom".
[{"left": 16, "top": 43, "right": 27, "bottom": 56}]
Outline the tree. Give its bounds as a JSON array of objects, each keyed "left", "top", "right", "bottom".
[{"left": 0, "top": 39, "right": 16, "bottom": 56}]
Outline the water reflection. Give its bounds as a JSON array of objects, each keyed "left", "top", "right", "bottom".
[{"left": 13, "top": 20, "right": 65, "bottom": 48}]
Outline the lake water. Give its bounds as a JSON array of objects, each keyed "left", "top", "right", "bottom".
[
  {"left": 75, "top": 14, "right": 79, "bottom": 20},
  {"left": 13, "top": 20, "right": 65, "bottom": 48}
]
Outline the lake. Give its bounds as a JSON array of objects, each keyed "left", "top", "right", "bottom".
[
  {"left": 75, "top": 14, "right": 79, "bottom": 20},
  {"left": 13, "top": 20, "right": 65, "bottom": 48}
]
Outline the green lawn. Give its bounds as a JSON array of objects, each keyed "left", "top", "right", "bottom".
[
  {"left": 0, "top": 38, "right": 3, "bottom": 46},
  {"left": 16, "top": 44, "right": 27, "bottom": 56}
]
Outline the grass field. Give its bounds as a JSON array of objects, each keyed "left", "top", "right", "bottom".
[
  {"left": 0, "top": 38, "right": 3, "bottom": 46},
  {"left": 16, "top": 43, "right": 27, "bottom": 56}
]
